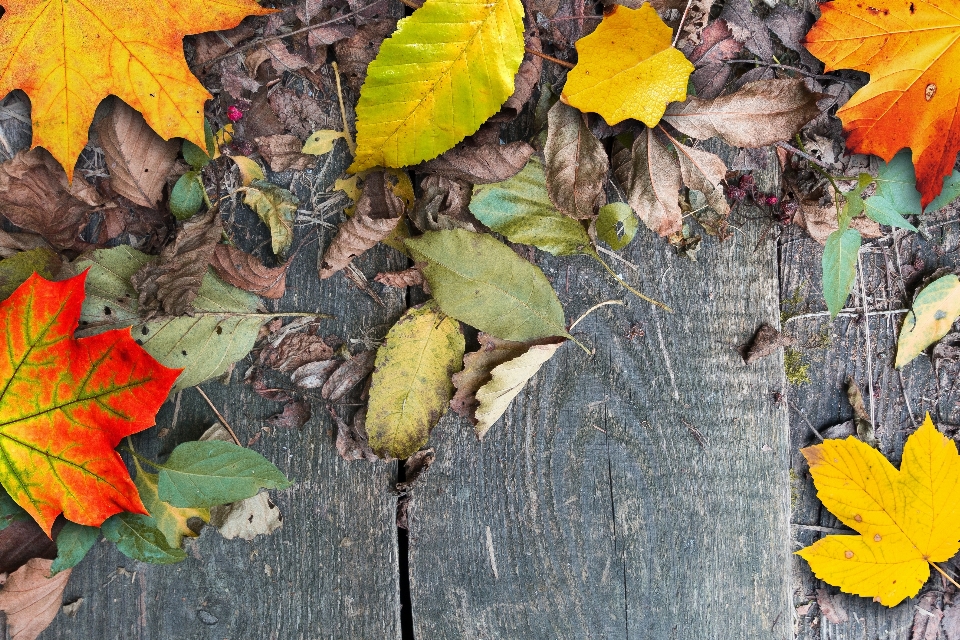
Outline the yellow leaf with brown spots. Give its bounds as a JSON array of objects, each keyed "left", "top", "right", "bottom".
[{"left": 797, "top": 415, "right": 960, "bottom": 606}]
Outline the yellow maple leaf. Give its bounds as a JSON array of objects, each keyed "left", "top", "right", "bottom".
[
  {"left": 797, "top": 414, "right": 960, "bottom": 606},
  {"left": 0, "top": 0, "right": 271, "bottom": 179},
  {"left": 560, "top": 4, "right": 693, "bottom": 127}
]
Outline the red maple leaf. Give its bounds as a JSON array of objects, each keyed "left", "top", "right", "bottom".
[{"left": 0, "top": 272, "right": 180, "bottom": 535}]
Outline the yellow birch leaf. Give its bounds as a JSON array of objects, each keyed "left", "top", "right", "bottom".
[
  {"left": 0, "top": 0, "right": 271, "bottom": 179},
  {"left": 134, "top": 460, "right": 209, "bottom": 548},
  {"left": 796, "top": 414, "right": 960, "bottom": 606},
  {"left": 366, "top": 303, "right": 465, "bottom": 459},
  {"left": 230, "top": 155, "right": 265, "bottom": 187},
  {"left": 896, "top": 274, "right": 960, "bottom": 368},
  {"left": 348, "top": 0, "right": 525, "bottom": 172},
  {"left": 302, "top": 130, "right": 347, "bottom": 156},
  {"left": 561, "top": 4, "right": 694, "bottom": 127}
]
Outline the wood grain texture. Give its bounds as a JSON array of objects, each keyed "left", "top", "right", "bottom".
[
  {"left": 407, "top": 195, "right": 792, "bottom": 638},
  {"left": 782, "top": 209, "right": 960, "bottom": 639},
  {"left": 37, "top": 144, "right": 407, "bottom": 640}
]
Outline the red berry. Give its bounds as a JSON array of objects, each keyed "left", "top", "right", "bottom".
[
  {"left": 227, "top": 106, "right": 243, "bottom": 123},
  {"left": 765, "top": 195, "right": 779, "bottom": 205}
]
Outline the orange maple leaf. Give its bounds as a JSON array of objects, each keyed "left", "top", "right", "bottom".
[
  {"left": 0, "top": 273, "right": 180, "bottom": 535},
  {"left": 804, "top": 0, "right": 960, "bottom": 207},
  {"left": 0, "top": 0, "right": 271, "bottom": 179}
]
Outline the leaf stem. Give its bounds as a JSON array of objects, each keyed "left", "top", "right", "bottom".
[
  {"left": 195, "top": 387, "right": 242, "bottom": 446},
  {"left": 524, "top": 48, "right": 575, "bottom": 70},
  {"left": 930, "top": 561, "right": 960, "bottom": 590},
  {"left": 591, "top": 253, "right": 672, "bottom": 312},
  {"left": 790, "top": 135, "right": 844, "bottom": 220},
  {"left": 331, "top": 62, "right": 356, "bottom": 154},
  {"left": 570, "top": 300, "right": 625, "bottom": 330}
]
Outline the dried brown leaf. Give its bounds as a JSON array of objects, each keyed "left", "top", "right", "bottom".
[
  {"left": 495, "top": 35, "right": 543, "bottom": 122},
  {"left": 410, "top": 175, "right": 475, "bottom": 232},
  {"left": 333, "top": 19, "right": 398, "bottom": 92},
  {"left": 765, "top": 6, "right": 819, "bottom": 70},
  {"left": 793, "top": 202, "right": 882, "bottom": 245},
  {"left": 674, "top": 141, "right": 731, "bottom": 225},
  {"left": 612, "top": 128, "right": 683, "bottom": 236},
  {"left": 319, "top": 171, "right": 404, "bottom": 279},
  {"left": 742, "top": 324, "right": 795, "bottom": 364},
  {"left": 266, "top": 399, "right": 311, "bottom": 429},
  {"left": 420, "top": 140, "right": 534, "bottom": 185},
  {"left": 261, "top": 333, "right": 335, "bottom": 373},
  {"left": 688, "top": 20, "right": 743, "bottom": 99},
  {"left": 846, "top": 378, "right": 877, "bottom": 447},
  {"left": 395, "top": 448, "right": 435, "bottom": 492},
  {"left": 374, "top": 267, "right": 424, "bottom": 289},
  {"left": 0, "top": 149, "right": 104, "bottom": 249},
  {"left": 290, "top": 359, "right": 341, "bottom": 389},
  {"left": 451, "top": 333, "right": 531, "bottom": 419},
  {"left": 96, "top": 99, "right": 179, "bottom": 208},
  {"left": 132, "top": 205, "right": 222, "bottom": 316},
  {"left": 322, "top": 350, "right": 376, "bottom": 401},
  {"left": 720, "top": 0, "right": 774, "bottom": 59},
  {"left": 332, "top": 407, "right": 378, "bottom": 462},
  {"left": 0, "top": 558, "right": 70, "bottom": 640},
  {"left": 269, "top": 87, "right": 339, "bottom": 140},
  {"left": 255, "top": 134, "right": 314, "bottom": 172},
  {"left": 211, "top": 244, "right": 289, "bottom": 299},
  {"left": 0, "top": 522, "right": 57, "bottom": 576},
  {"left": 664, "top": 80, "right": 822, "bottom": 148},
  {"left": 544, "top": 101, "right": 608, "bottom": 219},
  {"left": 0, "top": 231, "right": 52, "bottom": 259}
]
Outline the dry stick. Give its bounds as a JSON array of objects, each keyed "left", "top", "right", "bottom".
[
  {"left": 569, "top": 299, "right": 625, "bottom": 330},
  {"left": 930, "top": 561, "right": 960, "bottom": 591},
  {"left": 195, "top": 386, "right": 242, "bottom": 446},
  {"left": 775, "top": 141, "right": 834, "bottom": 171},
  {"left": 331, "top": 62, "right": 356, "bottom": 154},
  {"left": 672, "top": 0, "right": 696, "bottom": 48},
  {"left": 525, "top": 47, "right": 575, "bottom": 69},
  {"left": 857, "top": 251, "right": 878, "bottom": 433},
  {"left": 591, "top": 253, "right": 672, "bottom": 311},
  {"left": 783, "top": 308, "right": 908, "bottom": 324},
  {"left": 788, "top": 398, "right": 824, "bottom": 442}
]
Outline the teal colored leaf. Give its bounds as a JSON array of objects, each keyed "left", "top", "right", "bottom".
[
  {"left": 822, "top": 228, "right": 861, "bottom": 318},
  {"left": 926, "top": 170, "right": 960, "bottom": 213},
  {"left": 51, "top": 522, "right": 99, "bottom": 575},
  {"left": 596, "top": 203, "right": 638, "bottom": 250},
  {"left": 170, "top": 171, "right": 204, "bottom": 220},
  {"left": 101, "top": 513, "right": 187, "bottom": 564},
  {"left": 469, "top": 158, "right": 592, "bottom": 256},
  {"left": 862, "top": 151, "right": 919, "bottom": 230},
  {"left": 405, "top": 230, "right": 571, "bottom": 341},
  {"left": 157, "top": 441, "right": 292, "bottom": 509}
]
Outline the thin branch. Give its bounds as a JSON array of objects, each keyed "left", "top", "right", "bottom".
[
  {"left": 782, "top": 308, "right": 908, "bottom": 324},
  {"left": 672, "top": 0, "right": 695, "bottom": 48},
  {"left": 570, "top": 299, "right": 625, "bottom": 330},
  {"left": 195, "top": 386, "right": 241, "bottom": 446},
  {"left": 525, "top": 47, "right": 575, "bottom": 69},
  {"left": 776, "top": 141, "right": 833, "bottom": 171},
  {"left": 930, "top": 561, "right": 960, "bottom": 591},
  {"left": 331, "top": 62, "right": 356, "bottom": 154}
]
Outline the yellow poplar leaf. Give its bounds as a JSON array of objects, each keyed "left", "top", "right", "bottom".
[
  {"left": 796, "top": 414, "right": 960, "bottom": 606},
  {"left": 134, "top": 460, "right": 209, "bottom": 548},
  {"left": 561, "top": 5, "right": 694, "bottom": 127},
  {"left": 212, "top": 124, "right": 234, "bottom": 160},
  {"left": 230, "top": 155, "right": 266, "bottom": 187},
  {"left": 0, "top": 0, "right": 272, "bottom": 179},
  {"left": 348, "top": 0, "right": 525, "bottom": 172},
  {"left": 896, "top": 274, "right": 960, "bottom": 368},
  {"left": 366, "top": 303, "right": 465, "bottom": 459},
  {"left": 302, "top": 130, "right": 347, "bottom": 156}
]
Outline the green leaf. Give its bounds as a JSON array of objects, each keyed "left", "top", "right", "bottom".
[
  {"left": 822, "top": 228, "right": 861, "bottom": 318},
  {"left": 405, "top": 230, "right": 571, "bottom": 341},
  {"left": 0, "top": 248, "right": 60, "bottom": 300},
  {"left": 895, "top": 274, "right": 960, "bottom": 368},
  {"left": 244, "top": 180, "right": 299, "bottom": 257},
  {"left": 157, "top": 441, "right": 292, "bottom": 508},
  {"left": 367, "top": 303, "right": 465, "bottom": 458},
  {"left": 134, "top": 460, "right": 209, "bottom": 548},
  {"left": 302, "top": 130, "right": 346, "bottom": 156},
  {"left": 170, "top": 171, "right": 204, "bottom": 220},
  {"left": 0, "top": 487, "right": 30, "bottom": 530},
  {"left": 862, "top": 150, "right": 920, "bottom": 230},
  {"left": 926, "top": 170, "right": 960, "bottom": 213},
  {"left": 182, "top": 119, "right": 215, "bottom": 169},
  {"left": 74, "top": 246, "right": 276, "bottom": 391},
  {"left": 101, "top": 513, "right": 187, "bottom": 564},
  {"left": 596, "top": 203, "right": 638, "bottom": 250},
  {"left": 838, "top": 192, "right": 865, "bottom": 230},
  {"left": 469, "top": 158, "right": 592, "bottom": 256},
  {"left": 51, "top": 522, "right": 99, "bottom": 575},
  {"left": 349, "top": 0, "right": 525, "bottom": 172}
]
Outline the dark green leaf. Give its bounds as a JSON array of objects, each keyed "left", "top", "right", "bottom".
[
  {"left": 822, "top": 228, "right": 861, "bottom": 318},
  {"left": 170, "top": 171, "right": 204, "bottom": 220},
  {"left": 596, "top": 203, "right": 638, "bottom": 250},
  {"left": 0, "top": 487, "right": 30, "bottom": 530},
  {"left": 926, "top": 170, "right": 960, "bottom": 213},
  {"left": 157, "top": 441, "right": 292, "bottom": 508},
  {"left": 0, "top": 248, "right": 60, "bottom": 300},
  {"left": 101, "top": 513, "right": 187, "bottom": 564},
  {"left": 51, "top": 522, "right": 99, "bottom": 575},
  {"left": 862, "top": 151, "right": 919, "bottom": 230}
]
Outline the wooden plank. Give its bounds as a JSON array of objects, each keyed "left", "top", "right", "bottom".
[
  {"left": 782, "top": 212, "right": 960, "bottom": 638},
  {"left": 407, "top": 197, "right": 792, "bottom": 637},
  {"left": 39, "top": 149, "right": 406, "bottom": 639}
]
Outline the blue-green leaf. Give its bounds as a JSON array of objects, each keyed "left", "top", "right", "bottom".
[
  {"left": 862, "top": 151, "right": 919, "bottom": 230},
  {"left": 822, "top": 228, "right": 861, "bottom": 318},
  {"left": 51, "top": 522, "right": 99, "bottom": 574},
  {"left": 101, "top": 513, "right": 187, "bottom": 564}
]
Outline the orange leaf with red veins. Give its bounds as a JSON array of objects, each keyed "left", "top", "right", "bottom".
[
  {"left": 0, "top": 273, "right": 180, "bottom": 536},
  {"left": 0, "top": 0, "right": 272, "bottom": 179},
  {"left": 803, "top": 0, "right": 960, "bottom": 207}
]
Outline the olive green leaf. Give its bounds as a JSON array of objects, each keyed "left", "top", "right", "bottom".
[
  {"left": 405, "top": 230, "right": 571, "bottom": 341},
  {"left": 596, "top": 202, "right": 638, "bottom": 250},
  {"left": 0, "top": 247, "right": 60, "bottom": 299},
  {"left": 243, "top": 180, "right": 299, "bottom": 257},
  {"left": 896, "top": 274, "right": 960, "bottom": 368},
  {"left": 367, "top": 303, "right": 465, "bottom": 458},
  {"left": 101, "top": 513, "right": 187, "bottom": 564},
  {"left": 349, "top": 0, "right": 525, "bottom": 172}
]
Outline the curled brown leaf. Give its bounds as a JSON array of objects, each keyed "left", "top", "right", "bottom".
[
  {"left": 544, "top": 100, "right": 608, "bottom": 219},
  {"left": 420, "top": 140, "right": 534, "bottom": 185},
  {"left": 374, "top": 267, "right": 424, "bottom": 289},
  {"left": 612, "top": 128, "right": 682, "bottom": 236},
  {"left": 0, "top": 558, "right": 71, "bottom": 640},
  {"left": 211, "top": 244, "right": 290, "bottom": 299}
]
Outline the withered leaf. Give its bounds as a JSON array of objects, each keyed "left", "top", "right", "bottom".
[
  {"left": 0, "top": 230, "right": 52, "bottom": 260},
  {"left": 720, "top": 0, "right": 774, "bottom": 60},
  {"left": 267, "top": 399, "right": 312, "bottom": 429},
  {"left": 290, "top": 359, "right": 341, "bottom": 389},
  {"left": 765, "top": 5, "right": 819, "bottom": 70},
  {"left": 742, "top": 324, "right": 795, "bottom": 364},
  {"left": 333, "top": 18, "right": 398, "bottom": 92},
  {"left": 322, "top": 350, "right": 376, "bottom": 401},
  {"left": 319, "top": 171, "right": 404, "bottom": 279},
  {"left": 211, "top": 244, "right": 289, "bottom": 299},
  {"left": 244, "top": 181, "right": 299, "bottom": 258},
  {"left": 794, "top": 202, "right": 882, "bottom": 245},
  {"left": 846, "top": 378, "right": 878, "bottom": 447},
  {"left": 689, "top": 19, "right": 744, "bottom": 99},
  {"left": 374, "top": 267, "right": 424, "bottom": 289},
  {"left": 0, "top": 558, "right": 71, "bottom": 640},
  {"left": 420, "top": 140, "right": 535, "bottom": 185},
  {"left": 410, "top": 175, "right": 475, "bottom": 232},
  {"left": 664, "top": 80, "right": 822, "bottom": 148},
  {"left": 255, "top": 134, "right": 315, "bottom": 173},
  {"left": 612, "top": 128, "right": 682, "bottom": 236},
  {"left": 0, "top": 149, "right": 104, "bottom": 249},
  {"left": 495, "top": 35, "right": 543, "bottom": 122},
  {"left": 333, "top": 407, "right": 378, "bottom": 462},
  {"left": 544, "top": 100, "right": 608, "bottom": 219},
  {"left": 96, "top": 99, "right": 179, "bottom": 208},
  {"left": 0, "top": 521, "right": 57, "bottom": 576},
  {"left": 395, "top": 448, "right": 435, "bottom": 492},
  {"left": 132, "top": 206, "right": 222, "bottom": 317},
  {"left": 451, "top": 333, "right": 531, "bottom": 419},
  {"left": 268, "top": 87, "right": 339, "bottom": 141},
  {"left": 261, "top": 333, "right": 335, "bottom": 373},
  {"left": 673, "top": 140, "right": 731, "bottom": 222}
]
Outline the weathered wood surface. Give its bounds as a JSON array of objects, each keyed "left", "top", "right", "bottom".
[
  {"left": 408, "top": 201, "right": 792, "bottom": 636},
  {"left": 783, "top": 209, "right": 960, "bottom": 639}
]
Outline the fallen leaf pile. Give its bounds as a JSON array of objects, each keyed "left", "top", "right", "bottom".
[{"left": 0, "top": 0, "right": 957, "bottom": 633}]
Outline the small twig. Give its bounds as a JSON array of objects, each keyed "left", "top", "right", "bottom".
[
  {"left": 783, "top": 308, "right": 908, "bottom": 324},
  {"left": 857, "top": 251, "right": 877, "bottom": 432},
  {"left": 790, "top": 523, "right": 852, "bottom": 534},
  {"left": 525, "top": 47, "right": 575, "bottom": 69},
  {"left": 672, "top": 0, "right": 695, "bottom": 48},
  {"left": 195, "top": 386, "right": 241, "bottom": 446},
  {"left": 596, "top": 245, "right": 640, "bottom": 272},
  {"left": 681, "top": 416, "right": 707, "bottom": 447},
  {"left": 788, "top": 399, "right": 824, "bottom": 442},
  {"left": 570, "top": 299, "right": 625, "bottom": 330},
  {"left": 331, "top": 62, "right": 356, "bottom": 154},
  {"left": 591, "top": 253, "right": 672, "bottom": 311},
  {"left": 776, "top": 141, "right": 833, "bottom": 171},
  {"left": 930, "top": 561, "right": 960, "bottom": 591},
  {"left": 723, "top": 59, "right": 820, "bottom": 78}
]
